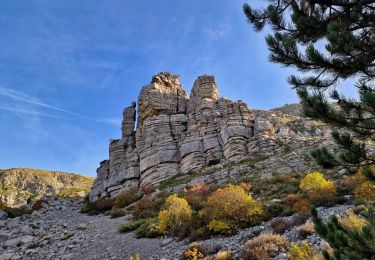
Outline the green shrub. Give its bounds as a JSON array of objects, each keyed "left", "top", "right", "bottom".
[
  {"left": 265, "top": 202, "right": 290, "bottom": 219},
  {"left": 80, "top": 198, "right": 115, "bottom": 214},
  {"left": 4, "top": 206, "right": 32, "bottom": 218},
  {"left": 135, "top": 218, "right": 162, "bottom": 238},
  {"left": 118, "top": 219, "right": 145, "bottom": 233},
  {"left": 109, "top": 208, "right": 128, "bottom": 218},
  {"left": 113, "top": 190, "right": 142, "bottom": 208}
]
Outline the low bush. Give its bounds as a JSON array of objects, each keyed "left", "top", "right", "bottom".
[
  {"left": 129, "top": 253, "right": 141, "bottom": 260},
  {"left": 182, "top": 182, "right": 217, "bottom": 210},
  {"left": 242, "top": 233, "right": 289, "bottom": 260},
  {"left": 4, "top": 206, "right": 32, "bottom": 218},
  {"left": 296, "top": 220, "right": 315, "bottom": 238},
  {"left": 114, "top": 190, "right": 142, "bottom": 208},
  {"left": 271, "top": 218, "right": 289, "bottom": 234},
  {"left": 291, "top": 200, "right": 311, "bottom": 214},
  {"left": 299, "top": 172, "right": 336, "bottom": 205},
  {"left": 135, "top": 218, "right": 162, "bottom": 238},
  {"left": 282, "top": 194, "right": 301, "bottom": 208},
  {"left": 158, "top": 194, "right": 192, "bottom": 236},
  {"left": 290, "top": 213, "right": 309, "bottom": 227},
  {"left": 204, "top": 185, "right": 264, "bottom": 234},
  {"left": 81, "top": 198, "right": 115, "bottom": 214},
  {"left": 131, "top": 193, "right": 167, "bottom": 220},
  {"left": 31, "top": 199, "right": 46, "bottom": 211},
  {"left": 338, "top": 210, "right": 367, "bottom": 231},
  {"left": 354, "top": 181, "right": 375, "bottom": 201},
  {"left": 118, "top": 219, "right": 145, "bottom": 233},
  {"left": 109, "top": 208, "right": 128, "bottom": 218},
  {"left": 139, "top": 184, "right": 156, "bottom": 196},
  {"left": 216, "top": 250, "right": 232, "bottom": 260},
  {"left": 288, "top": 242, "right": 313, "bottom": 260},
  {"left": 208, "top": 220, "right": 235, "bottom": 235},
  {"left": 265, "top": 202, "right": 290, "bottom": 219},
  {"left": 239, "top": 182, "right": 251, "bottom": 193},
  {"left": 182, "top": 242, "right": 207, "bottom": 260}
]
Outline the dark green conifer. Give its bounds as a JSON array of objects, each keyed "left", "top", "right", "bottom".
[{"left": 243, "top": 0, "right": 375, "bottom": 170}]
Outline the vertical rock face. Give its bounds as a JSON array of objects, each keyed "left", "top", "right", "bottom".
[
  {"left": 89, "top": 72, "right": 326, "bottom": 201},
  {"left": 121, "top": 102, "right": 136, "bottom": 138}
]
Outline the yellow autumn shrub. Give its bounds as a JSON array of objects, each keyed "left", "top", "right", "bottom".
[
  {"left": 208, "top": 220, "right": 234, "bottom": 235},
  {"left": 288, "top": 242, "right": 313, "bottom": 260},
  {"left": 299, "top": 172, "right": 336, "bottom": 204},
  {"left": 355, "top": 181, "right": 375, "bottom": 201},
  {"left": 158, "top": 194, "right": 192, "bottom": 235},
  {"left": 204, "top": 184, "right": 264, "bottom": 234},
  {"left": 183, "top": 242, "right": 206, "bottom": 260},
  {"left": 216, "top": 250, "right": 232, "bottom": 260}
]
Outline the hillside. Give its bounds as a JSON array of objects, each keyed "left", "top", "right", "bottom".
[
  {"left": 0, "top": 73, "right": 372, "bottom": 260},
  {"left": 0, "top": 168, "right": 94, "bottom": 206}
]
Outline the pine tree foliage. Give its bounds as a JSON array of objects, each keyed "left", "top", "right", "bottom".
[
  {"left": 311, "top": 207, "right": 375, "bottom": 260},
  {"left": 244, "top": 0, "right": 375, "bottom": 169}
]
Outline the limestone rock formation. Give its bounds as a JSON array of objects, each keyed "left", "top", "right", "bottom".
[
  {"left": 0, "top": 168, "right": 94, "bottom": 207},
  {"left": 89, "top": 72, "right": 330, "bottom": 201}
]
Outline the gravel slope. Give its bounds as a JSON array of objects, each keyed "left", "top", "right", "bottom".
[{"left": 0, "top": 197, "right": 352, "bottom": 260}]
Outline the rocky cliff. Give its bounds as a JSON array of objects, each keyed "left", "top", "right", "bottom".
[
  {"left": 89, "top": 72, "right": 334, "bottom": 201},
  {"left": 0, "top": 168, "right": 94, "bottom": 207}
]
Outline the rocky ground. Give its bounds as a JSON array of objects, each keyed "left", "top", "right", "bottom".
[{"left": 0, "top": 197, "right": 352, "bottom": 260}]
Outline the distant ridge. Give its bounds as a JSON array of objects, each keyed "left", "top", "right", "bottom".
[
  {"left": 270, "top": 103, "right": 302, "bottom": 117},
  {"left": 0, "top": 168, "right": 94, "bottom": 206}
]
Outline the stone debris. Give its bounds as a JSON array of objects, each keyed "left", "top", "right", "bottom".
[{"left": 0, "top": 195, "right": 352, "bottom": 260}]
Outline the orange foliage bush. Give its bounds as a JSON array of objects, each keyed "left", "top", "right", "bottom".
[
  {"left": 0, "top": 201, "right": 6, "bottom": 210},
  {"left": 140, "top": 184, "right": 156, "bottom": 196},
  {"left": 292, "top": 200, "right": 311, "bottom": 214},
  {"left": 282, "top": 194, "right": 302, "bottom": 208},
  {"left": 31, "top": 199, "right": 46, "bottom": 211},
  {"left": 183, "top": 182, "right": 216, "bottom": 210},
  {"left": 239, "top": 182, "right": 252, "bottom": 193}
]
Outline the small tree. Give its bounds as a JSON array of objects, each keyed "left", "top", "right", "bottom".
[
  {"left": 312, "top": 207, "right": 375, "bottom": 260},
  {"left": 158, "top": 194, "right": 192, "bottom": 236},
  {"left": 243, "top": 0, "right": 375, "bottom": 175}
]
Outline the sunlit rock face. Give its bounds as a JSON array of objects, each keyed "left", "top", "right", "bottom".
[{"left": 89, "top": 72, "right": 327, "bottom": 201}]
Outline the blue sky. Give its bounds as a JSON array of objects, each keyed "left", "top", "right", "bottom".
[{"left": 0, "top": 0, "right": 301, "bottom": 176}]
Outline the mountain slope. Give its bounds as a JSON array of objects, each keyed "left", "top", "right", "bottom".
[{"left": 0, "top": 168, "right": 94, "bottom": 206}]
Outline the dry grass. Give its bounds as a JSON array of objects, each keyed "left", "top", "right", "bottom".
[
  {"left": 242, "top": 233, "right": 289, "bottom": 260},
  {"left": 296, "top": 220, "right": 315, "bottom": 238}
]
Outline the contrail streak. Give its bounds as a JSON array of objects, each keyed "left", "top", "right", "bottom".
[{"left": 0, "top": 86, "right": 120, "bottom": 125}]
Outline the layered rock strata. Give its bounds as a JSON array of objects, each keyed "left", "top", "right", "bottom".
[{"left": 89, "top": 72, "right": 327, "bottom": 201}]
